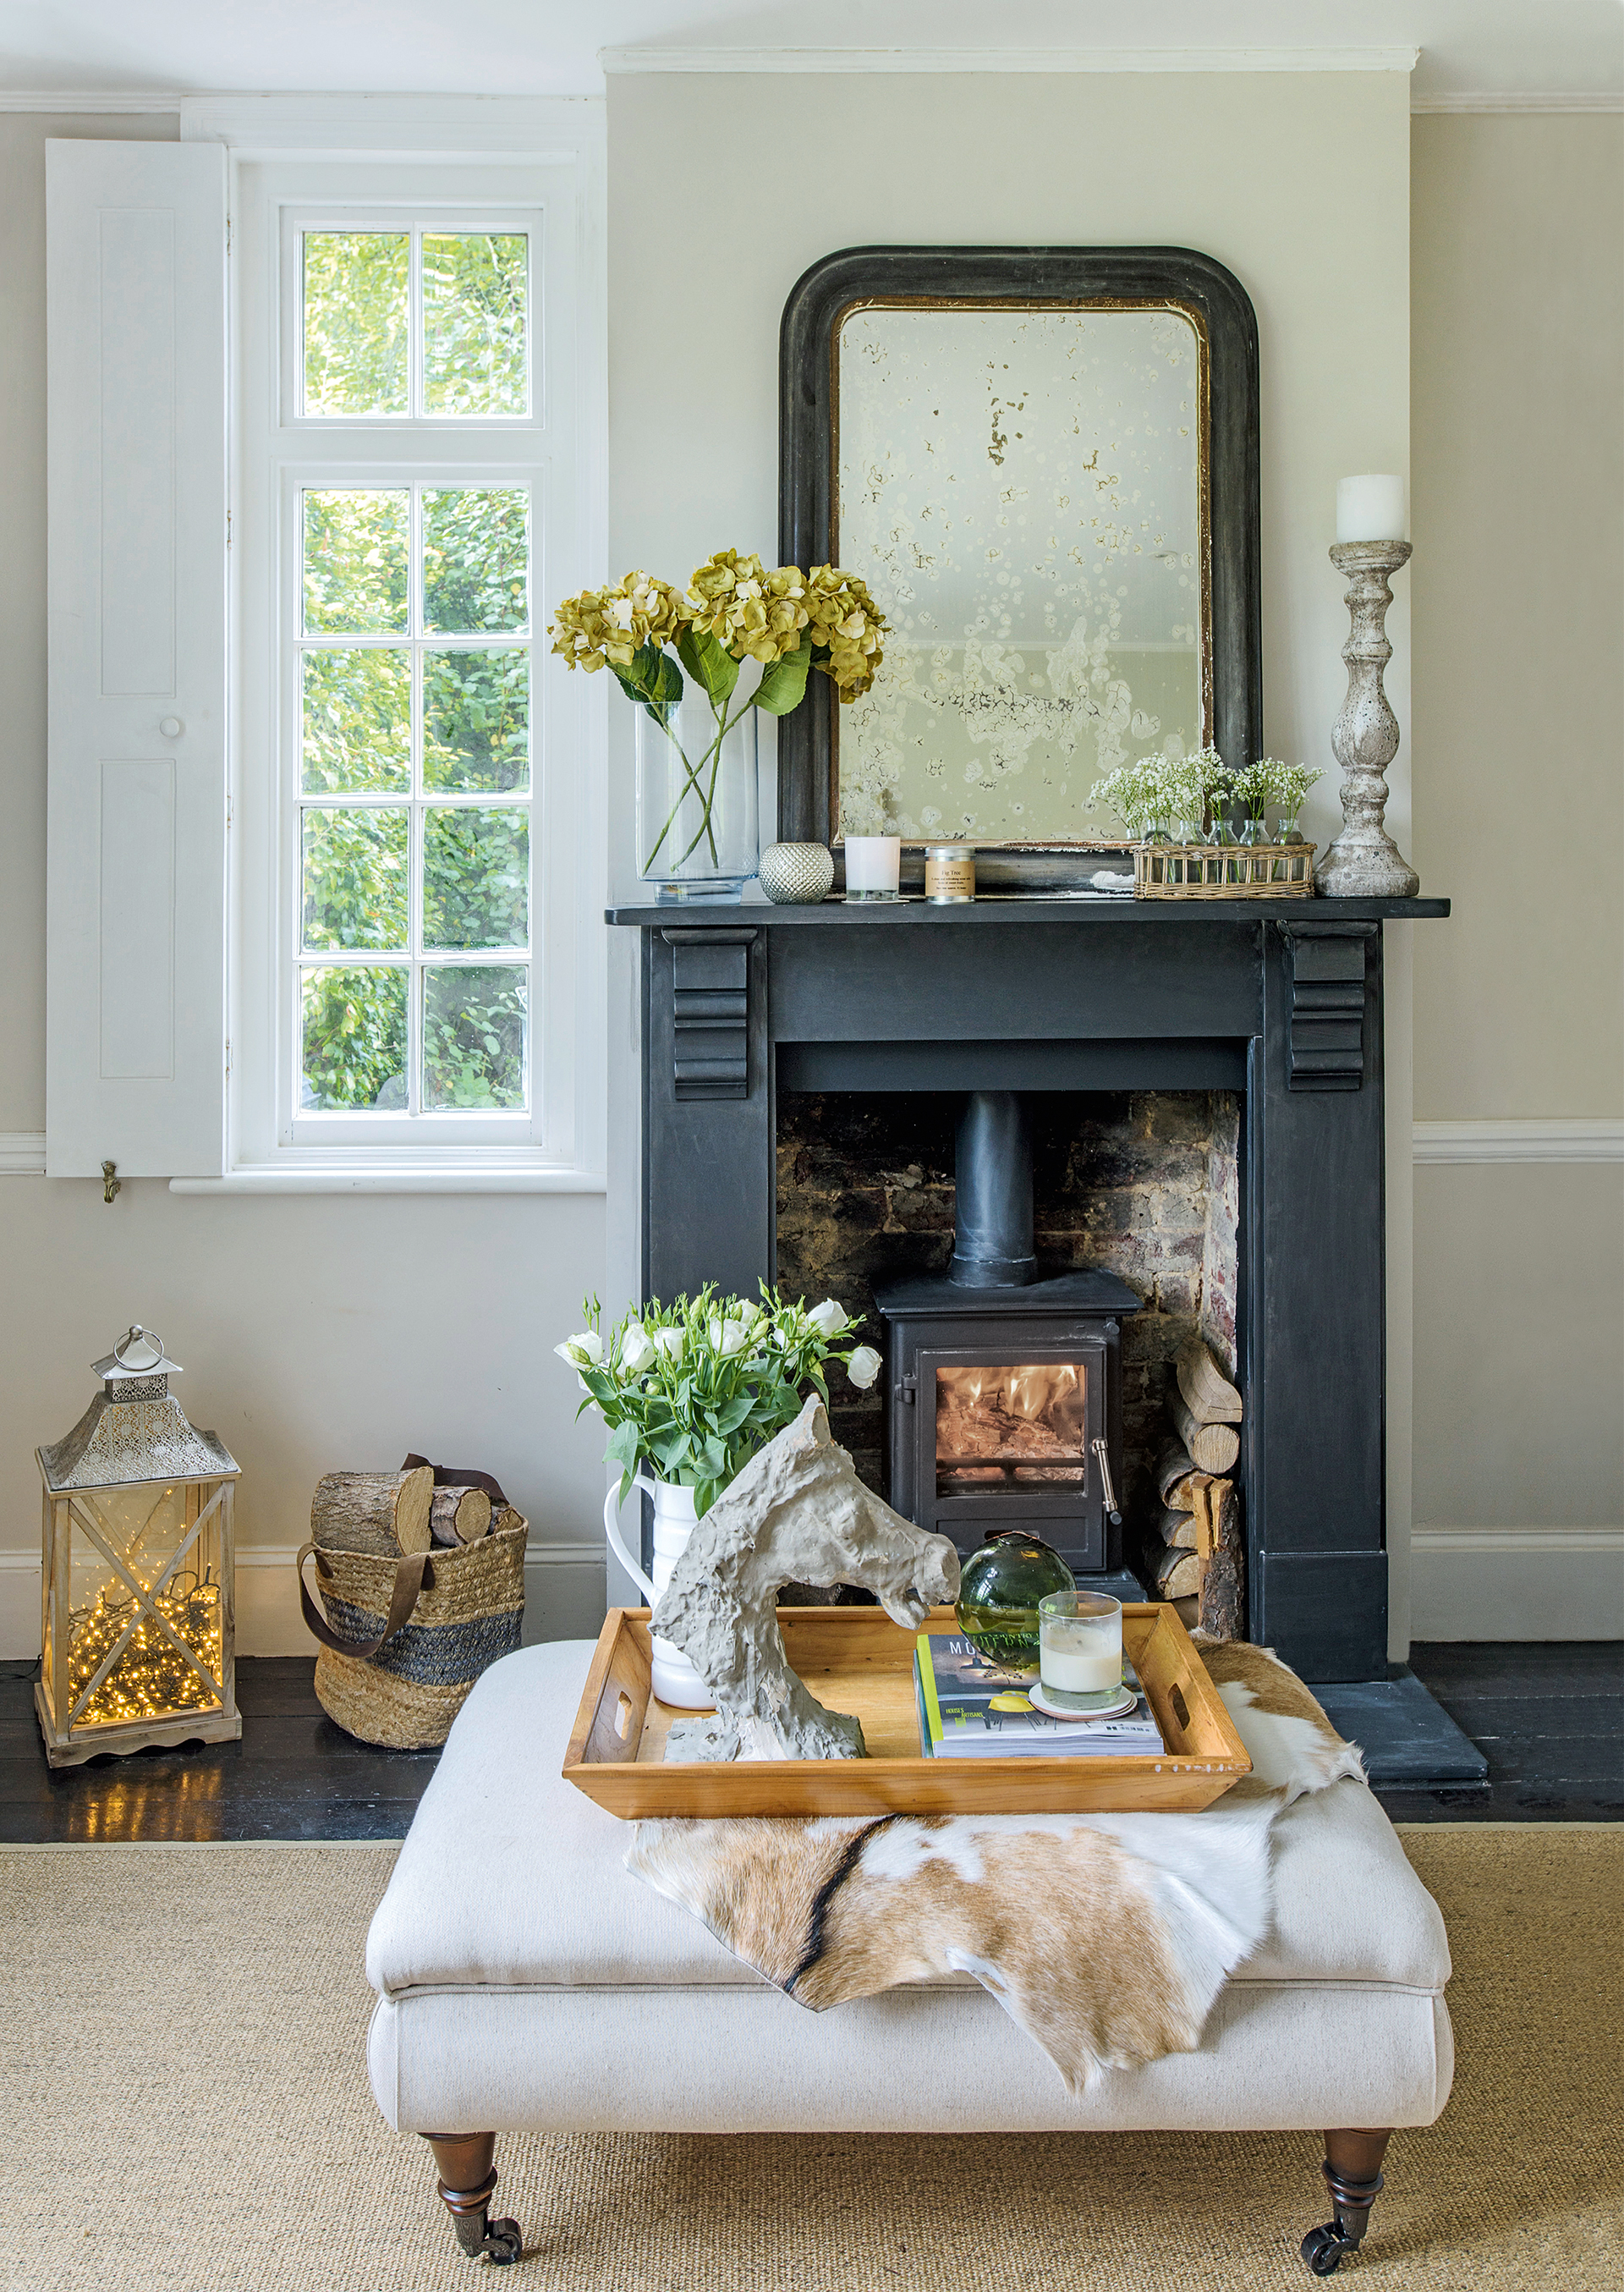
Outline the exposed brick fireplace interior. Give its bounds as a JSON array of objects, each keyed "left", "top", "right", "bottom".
[{"left": 776, "top": 1088, "right": 1242, "bottom": 1564}]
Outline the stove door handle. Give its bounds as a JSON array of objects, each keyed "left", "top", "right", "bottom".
[{"left": 1091, "top": 1436, "right": 1120, "bottom": 1523}]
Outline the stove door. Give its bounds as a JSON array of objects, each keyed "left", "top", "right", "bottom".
[{"left": 918, "top": 1339, "right": 1110, "bottom": 1572}]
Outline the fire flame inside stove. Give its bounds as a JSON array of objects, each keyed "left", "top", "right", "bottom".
[{"left": 935, "top": 1363, "right": 1087, "bottom": 1485}]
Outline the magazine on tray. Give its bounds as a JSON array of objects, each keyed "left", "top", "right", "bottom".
[{"left": 915, "top": 1632, "right": 1166, "bottom": 1759}]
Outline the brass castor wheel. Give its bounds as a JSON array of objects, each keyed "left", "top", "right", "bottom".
[
  {"left": 451, "top": 2205, "right": 523, "bottom": 2264},
  {"left": 1302, "top": 2223, "right": 1354, "bottom": 2275},
  {"left": 480, "top": 2214, "right": 523, "bottom": 2265}
]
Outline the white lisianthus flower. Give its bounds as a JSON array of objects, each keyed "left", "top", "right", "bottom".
[
  {"left": 554, "top": 1331, "right": 604, "bottom": 1369},
  {"left": 651, "top": 1327, "right": 685, "bottom": 1360},
  {"left": 808, "top": 1299, "right": 849, "bottom": 1338},
  {"left": 716, "top": 1318, "right": 752, "bottom": 1356},
  {"left": 846, "top": 1344, "right": 882, "bottom": 1391},
  {"left": 618, "top": 1322, "right": 656, "bottom": 1376}
]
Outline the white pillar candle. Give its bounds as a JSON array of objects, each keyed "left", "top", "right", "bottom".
[
  {"left": 1336, "top": 474, "right": 1407, "bottom": 543},
  {"left": 844, "top": 835, "right": 902, "bottom": 894}
]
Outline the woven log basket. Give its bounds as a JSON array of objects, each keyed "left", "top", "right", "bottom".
[{"left": 298, "top": 1509, "right": 528, "bottom": 1749}]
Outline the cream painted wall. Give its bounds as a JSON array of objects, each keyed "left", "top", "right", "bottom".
[
  {"left": 604, "top": 68, "right": 1418, "bottom": 1645},
  {"left": 0, "top": 116, "right": 607, "bottom": 1652},
  {"left": 1407, "top": 117, "right": 1624, "bottom": 1634},
  {"left": 1412, "top": 117, "right": 1623, "bottom": 1122}
]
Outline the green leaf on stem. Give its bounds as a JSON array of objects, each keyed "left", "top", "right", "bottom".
[
  {"left": 750, "top": 640, "right": 813, "bottom": 717},
  {"left": 612, "top": 640, "right": 684, "bottom": 728},
  {"left": 677, "top": 627, "right": 740, "bottom": 707}
]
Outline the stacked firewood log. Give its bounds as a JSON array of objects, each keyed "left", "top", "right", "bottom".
[
  {"left": 310, "top": 1464, "right": 500, "bottom": 1555},
  {"left": 1140, "top": 1337, "right": 1245, "bottom": 1641}
]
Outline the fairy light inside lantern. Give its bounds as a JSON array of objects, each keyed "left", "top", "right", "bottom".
[{"left": 35, "top": 1326, "right": 241, "bottom": 1767}]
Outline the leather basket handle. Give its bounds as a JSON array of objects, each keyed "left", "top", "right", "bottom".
[{"left": 298, "top": 1541, "right": 434, "bottom": 1658}]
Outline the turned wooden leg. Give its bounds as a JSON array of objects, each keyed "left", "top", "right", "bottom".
[
  {"left": 1301, "top": 2129, "right": 1391, "bottom": 2276},
  {"left": 425, "top": 2132, "right": 523, "bottom": 2265}
]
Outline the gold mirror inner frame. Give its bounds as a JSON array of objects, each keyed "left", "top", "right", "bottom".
[{"left": 833, "top": 300, "right": 1211, "bottom": 847}]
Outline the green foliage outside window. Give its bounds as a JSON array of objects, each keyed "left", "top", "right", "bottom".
[
  {"left": 424, "top": 810, "right": 529, "bottom": 949},
  {"left": 424, "top": 488, "right": 529, "bottom": 634},
  {"left": 302, "top": 811, "right": 409, "bottom": 952},
  {"left": 303, "top": 490, "right": 409, "bottom": 635},
  {"left": 301, "top": 967, "right": 408, "bottom": 1110},
  {"left": 303, "top": 233, "right": 409, "bottom": 416},
  {"left": 295, "top": 234, "right": 533, "bottom": 1118},
  {"left": 424, "top": 968, "right": 527, "bottom": 1108},
  {"left": 424, "top": 649, "right": 529, "bottom": 791},
  {"left": 302, "top": 649, "right": 411, "bottom": 792},
  {"left": 423, "top": 234, "right": 528, "bottom": 415}
]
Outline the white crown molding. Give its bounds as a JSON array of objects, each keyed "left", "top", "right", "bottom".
[
  {"left": 600, "top": 45, "right": 1420, "bottom": 77},
  {"left": 0, "top": 89, "right": 183, "bottom": 113},
  {"left": 1413, "top": 1118, "right": 1624, "bottom": 1164},
  {"left": 1412, "top": 91, "right": 1623, "bottom": 114},
  {"left": 0, "top": 1132, "right": 46, "bottom": 1175}
]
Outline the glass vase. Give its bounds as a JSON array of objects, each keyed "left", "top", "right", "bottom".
[
  {"left": 1275, "top": 812, "right": 1305, "bottom": 845},
  {"left": 636, "top": 690, "right": 759, "bottom": 903},
  {"left": 955, "top": 1528, "right": 1075, "bottom": 1676},
  {"left": 1238, "top": 816, "right": 1268, "bottom": 845}
]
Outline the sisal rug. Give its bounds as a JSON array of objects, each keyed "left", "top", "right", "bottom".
[{"left": 0, "top": 1828, "right": 1618, "bottom": 2292}]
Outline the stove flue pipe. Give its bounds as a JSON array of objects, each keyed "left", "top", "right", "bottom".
[{"left": 950, "top": 1091, "right": 1037, "bottom": 1287}]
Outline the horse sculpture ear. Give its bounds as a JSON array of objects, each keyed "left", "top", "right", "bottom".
[{"left": 794, "top": 1394, "right": 831, "bottom": 1448}]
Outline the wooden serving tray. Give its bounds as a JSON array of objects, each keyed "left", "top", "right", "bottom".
[{"left": 562, "top": 1603, "right": 1250, "bottom": 1818}]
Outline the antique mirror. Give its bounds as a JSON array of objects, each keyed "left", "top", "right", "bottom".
[{"left": 778, "top": 249, "right": 1260, "bottom": 886}]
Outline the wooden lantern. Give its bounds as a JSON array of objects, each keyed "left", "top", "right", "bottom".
[{"left": 36, "top": 1326, "right": 241, "bottom": 1767}]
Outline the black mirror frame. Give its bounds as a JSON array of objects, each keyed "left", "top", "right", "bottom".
[{"left": 777, "top": 245, "right": 1261, "bottom": 873}]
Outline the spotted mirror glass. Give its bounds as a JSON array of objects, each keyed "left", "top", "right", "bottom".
[{"left": 834, "top": 304, "right": 1210, "bottom": 844}]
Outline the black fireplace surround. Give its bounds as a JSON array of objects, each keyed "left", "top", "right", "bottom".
[{"left": 609, "top": 896, "right": 1449, "bottom": 1684}]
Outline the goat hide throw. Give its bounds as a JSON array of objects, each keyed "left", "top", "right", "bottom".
[{"left": 626, "top": 1640, "right": 1365, "bottom": 2095}]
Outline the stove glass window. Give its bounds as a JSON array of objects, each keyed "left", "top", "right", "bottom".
[{"left": 935, "top": 1363, "right": 1088, "bottom": 1493}]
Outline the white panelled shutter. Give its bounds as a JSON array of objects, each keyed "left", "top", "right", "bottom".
[{"left": 46, "top": 140, "right": 228, "bottom": 1177}]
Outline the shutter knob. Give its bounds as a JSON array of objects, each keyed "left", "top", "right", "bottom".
[{"left": 159, "top": 716, "right": 184, "bottom": 738}]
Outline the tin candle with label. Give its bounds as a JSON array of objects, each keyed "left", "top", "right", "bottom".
[{"left": 924, "top": 845, "right": 975, "bottom": 903}]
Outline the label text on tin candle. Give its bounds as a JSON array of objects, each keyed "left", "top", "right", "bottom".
[{"left": 924, "top": 850, "right": 975, "bottom": 901}]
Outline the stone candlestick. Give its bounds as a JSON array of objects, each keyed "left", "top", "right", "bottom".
[{"left": 1315, "top": 539, "right": 1419, "bottom": 898}]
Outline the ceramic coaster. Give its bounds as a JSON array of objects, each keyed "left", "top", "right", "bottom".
[{"left": 1026, "top": 1679, "right": 1138, "bottom": 1723}]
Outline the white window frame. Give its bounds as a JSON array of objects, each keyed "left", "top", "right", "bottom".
[{"left": 176, "top": 101, "right": 606, "bottom": 1194}]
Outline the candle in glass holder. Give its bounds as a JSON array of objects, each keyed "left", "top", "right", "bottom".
[
  {"left": 843, "top": 835, "right": 902, "bottom": 898},
  {"left": 1336, "top": 474, "right": 1406, "bottom": 543},
  {"left": 1038, "top": 1590, "right": 1123, "bottom": 1711}
]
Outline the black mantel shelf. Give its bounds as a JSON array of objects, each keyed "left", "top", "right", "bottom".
[{"left": 606, "top": 895, "right": 1450, "bottom": 926}]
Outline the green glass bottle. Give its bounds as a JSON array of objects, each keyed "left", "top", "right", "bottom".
[{"left": 955, "top": 1528, "right": 1075, "bottom": 1673}]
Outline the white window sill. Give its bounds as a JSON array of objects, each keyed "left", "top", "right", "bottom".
[{"left": 169, "top": 1164, "right": 606, "bottom": 1195}]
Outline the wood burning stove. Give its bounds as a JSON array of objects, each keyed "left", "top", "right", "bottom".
[{"left": 875, "top": 1092, "right": 1141, "bottom": 1575}]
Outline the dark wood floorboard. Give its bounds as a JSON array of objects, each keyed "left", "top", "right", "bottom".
[
  {"left": 1374, "top": 1642, "right": 1624, "bottom": 1823},
  {"left": 2, "top": 1641, "right": 1619, "bottom": 1841}
]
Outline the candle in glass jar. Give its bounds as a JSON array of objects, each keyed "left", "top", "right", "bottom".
[
  {"left": 844, "top": 835, "right": 902, "bottom": 897},
  {"left": 1336, "top": 474, "right": 1406, "bottom": 543},
  {"left": 1038, "top": 1590, "right": 1123, "bottom": 1707}
]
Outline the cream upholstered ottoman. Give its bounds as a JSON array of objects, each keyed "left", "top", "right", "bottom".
[{"left": 366, "top": 1642, "right": 1453, "bottom": 2278}]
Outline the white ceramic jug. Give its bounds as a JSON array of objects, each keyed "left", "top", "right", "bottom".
[{"left": 601, "top": 1476, "right": 716, "bottom": 1710}]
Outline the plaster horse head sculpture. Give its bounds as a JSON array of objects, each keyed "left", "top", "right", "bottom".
[{"left": 652, "top": 1395, "right": 960, "bottom": 1763}]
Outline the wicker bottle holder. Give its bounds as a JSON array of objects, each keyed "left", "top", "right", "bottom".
[
  {"left": 299, "top": 1507, "right": 528, "bottom": 1750},
  {"left": 1133, "top": 841, "right": 1316, "bottom": 898}
]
